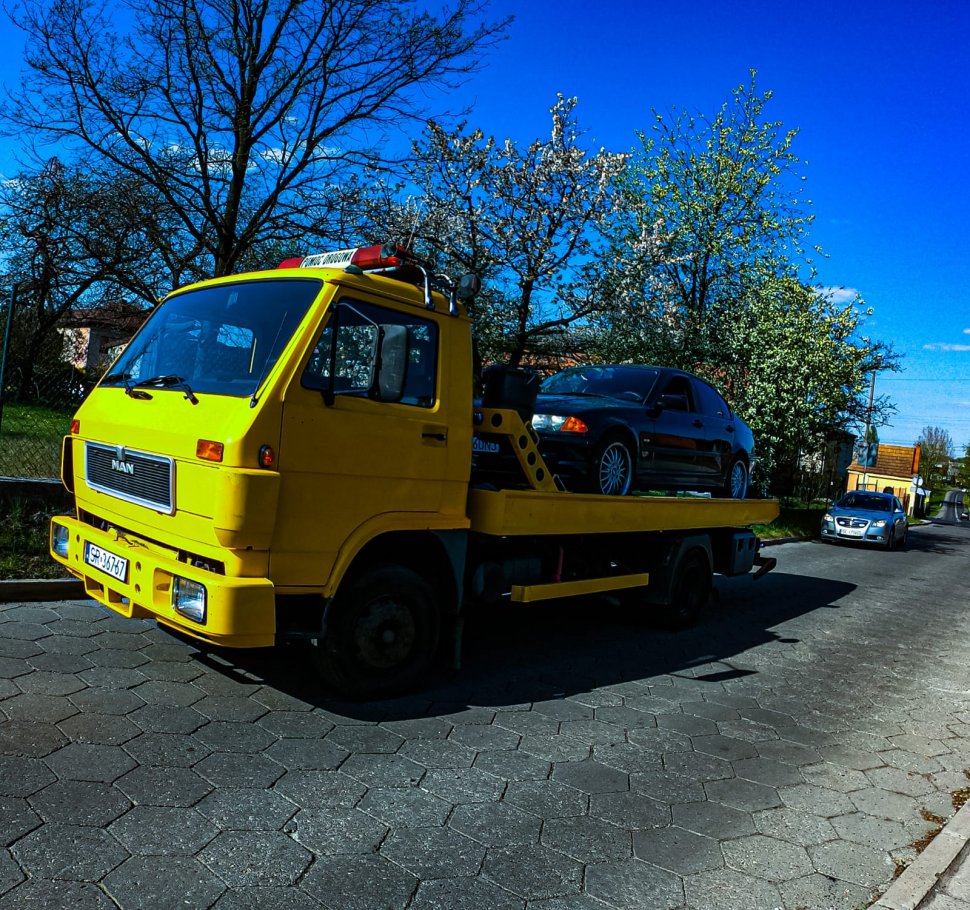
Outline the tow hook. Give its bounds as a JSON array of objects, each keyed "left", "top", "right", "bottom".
[{"left": 752, "top": 541, "right": 777, "bottom": 580}]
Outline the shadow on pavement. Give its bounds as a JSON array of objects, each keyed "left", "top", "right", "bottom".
[{"left": 180, "top": 570, "right": 856, "bottom": 722}]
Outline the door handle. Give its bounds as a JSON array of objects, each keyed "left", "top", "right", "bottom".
[{"left": 422, "top": 426, "right": 448, "bottom": 443}]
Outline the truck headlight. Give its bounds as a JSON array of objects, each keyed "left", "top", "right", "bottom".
[
  {"left": 51, "top": 522, "right": 70, "bottom": 558},
  {"left": 173, "top": 577, "right": 207, "bottom": 624}
]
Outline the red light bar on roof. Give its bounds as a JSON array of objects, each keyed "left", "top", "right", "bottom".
[{"left": 278, "top": 244, "right": 414, "bottom": 272}]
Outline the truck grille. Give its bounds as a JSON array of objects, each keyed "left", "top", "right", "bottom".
[{"left": 85, "top": 443, "right": 175, "bottom": 513}]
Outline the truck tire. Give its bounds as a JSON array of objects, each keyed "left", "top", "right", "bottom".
[
  {"left": 656, "top": 548, "right": 712, "bottom": 630},
  {"left": 313, "top": 565, "right": 440, "bottom": 698}
]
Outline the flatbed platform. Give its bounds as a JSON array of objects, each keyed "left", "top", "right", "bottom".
[{"left": 467, "top": 487, "right": 780, "bottom": 537}]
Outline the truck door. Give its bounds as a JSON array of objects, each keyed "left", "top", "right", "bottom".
[{"left": 274, "top": 295, "right": 457, "bottom": 586}]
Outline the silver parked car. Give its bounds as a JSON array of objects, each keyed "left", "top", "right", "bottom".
[{"left": 820, "top": 491, "right": 908, "bottom": 549}]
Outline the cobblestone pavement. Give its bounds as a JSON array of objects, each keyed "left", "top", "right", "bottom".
[{"left": 1, "top": 523, "right": 970, "bottom": 909}]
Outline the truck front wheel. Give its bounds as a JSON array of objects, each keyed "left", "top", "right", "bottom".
[{"left": 313, "top": 565, "right": 441, "bottom": 698}]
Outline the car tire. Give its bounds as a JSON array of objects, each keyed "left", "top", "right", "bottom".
[
  {"left": 719, "top": 457, "right": 748, "bottom": 499},
  {"left": 894, "top": 526, "right": 907, "bottom": 550},
  {"left": 884, "top": 528, "right": 895, "bottom": 550},
  {"left": 589, "top": 435, "right": 634, "bottom": 496},
  {"left": 312, "top": 565, "right": 440, "bottom": 699}
]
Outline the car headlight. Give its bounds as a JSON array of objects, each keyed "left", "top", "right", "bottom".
[
  {"left": 871, "top": 519, "right": 887, "bottom": 528},
  {"left": 532, "top": 414, "right": 588, "bottom": 433},
  {"left": 822, "top": 513, "right": 833, "bottom": 523}
]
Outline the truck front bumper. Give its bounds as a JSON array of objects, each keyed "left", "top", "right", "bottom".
[{"left": 50, "top": 516, "right": 276, "bottom": 648}]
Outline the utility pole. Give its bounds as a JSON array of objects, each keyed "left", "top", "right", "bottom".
[
  {"left": 0, "top": 285, "right": 18, "bottom": 436},
  {"left": 860, "top": 371, "right": 876, "bottom": 492}
]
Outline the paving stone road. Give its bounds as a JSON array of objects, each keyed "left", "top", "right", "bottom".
[{"left": 1, "top": 522, "right": 969, "bottom": 909}]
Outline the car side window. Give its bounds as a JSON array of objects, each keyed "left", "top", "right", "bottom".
[
  {"left": 301, "top": 298, "right": 438, "bottom": 408},
  {"left": 694, "top": 379, "right": 730, "bottom": 418},
  {"left": 659, "top": 375, "right": 695, "bottom": 412}
]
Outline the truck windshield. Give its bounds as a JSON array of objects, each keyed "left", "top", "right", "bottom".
[{"left": 101, "top": 278, "right": 322, "bottom": 399}]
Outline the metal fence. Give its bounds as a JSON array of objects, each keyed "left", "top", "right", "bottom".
[{"left": 0, "top": 290, "right": 88, "bottom": 481}]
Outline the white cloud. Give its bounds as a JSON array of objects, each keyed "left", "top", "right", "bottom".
[
  {"left": 818, "top": 287, "right": 859, "bottom": 304},
  {"left": 923, "top": 343, "right": 970, "bottom": 352},
  {"left": 964, "top": 328, "right": 970, "bottom": 335}
]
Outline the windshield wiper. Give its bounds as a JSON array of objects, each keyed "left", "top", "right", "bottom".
[
  {"left": 103, "top": 372, "right": 152, "bottom": 400},
  {"left": 133, "top": 374, "right": 199, "bottom": 405}
]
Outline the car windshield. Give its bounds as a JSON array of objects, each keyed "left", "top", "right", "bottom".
[
  {"left": 539, "top": 366, "right": 659, "bottom": 401},
  {"left": 102, "top": 278, "right": 322, "bottom": 399},
  {"left": 838, "top": 493, "right": 892, "bottom": 512}
]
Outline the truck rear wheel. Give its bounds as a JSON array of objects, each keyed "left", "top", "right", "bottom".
[
  {"left": 313, "top": 565, "right": 440, "bottom": 698},
  {"left": 656, "top": 548, "right": 712, "bottom": 630}
]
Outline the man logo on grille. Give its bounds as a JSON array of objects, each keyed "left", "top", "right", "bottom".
[{"left": 111, "top": 447, "right": 135, "bottom": 475}]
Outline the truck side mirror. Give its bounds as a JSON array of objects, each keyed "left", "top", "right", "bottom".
[
  {"left": 375, "top": 324, "right": 408, "bottom": 402},
  {"left": 457, "top": 273, "right": 481, "bottom": 300}
]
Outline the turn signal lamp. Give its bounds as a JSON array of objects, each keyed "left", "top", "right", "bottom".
[
  {"left": 197, "top": 440, "right": 224, "bottom": 462},
  {"left": 258, "top": 445, "right": 276, "bottom": 468},
  {"left": 70, "top": 419, "right": 80, "bottom": 434},
  {"left": 561, "top": 416, "right": 589, "bottom": 434}
]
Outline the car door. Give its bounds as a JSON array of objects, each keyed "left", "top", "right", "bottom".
[
  {"left": 641, "top": 372, "right": 708, "bottom": 486},
  {"left": 692, "top": 377, "right": 737, "bottom": 479}
]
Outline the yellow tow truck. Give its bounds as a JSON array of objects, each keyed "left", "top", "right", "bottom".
[{"left": 50, "top": 245, "right": 778, "bottom": 696}]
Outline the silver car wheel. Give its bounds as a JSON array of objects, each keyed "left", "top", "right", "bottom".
[
  {"left": 595, "top": 440, "right": 633, "bottom": 496},
  {"left": 728, "top": 459, "right": 748, "bottom": 499}
]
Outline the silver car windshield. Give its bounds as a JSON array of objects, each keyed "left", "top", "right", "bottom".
[
  {"left": 102, "top": 278, "right": 322, "bottom": 399},
  {"left": 838, "top": 493, "right": 892, "bottom": 512}
]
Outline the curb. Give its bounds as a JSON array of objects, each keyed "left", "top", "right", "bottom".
[
  {"left": 872, "top": 800, "right": 970, "bottom": 909},
  {"left": 0, "top": 578, "right": 85, "bottom": 603}
]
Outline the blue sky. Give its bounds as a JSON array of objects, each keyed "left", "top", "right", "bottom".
[{"left": 1, "top": 0, "right": 967, "bottom": 451}]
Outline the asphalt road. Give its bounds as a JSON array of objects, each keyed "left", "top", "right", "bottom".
[{"left": 2, "top": 522, "right": 970, "bottom": 909}]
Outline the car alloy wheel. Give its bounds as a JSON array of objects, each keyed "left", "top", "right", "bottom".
[{"left": 593, "top": 437, "right": 633, "bottom": 496}]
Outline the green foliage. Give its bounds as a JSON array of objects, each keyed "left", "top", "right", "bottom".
[
  {"left": 594, "top": 72, "right": 813, "bottom": 368},
  {"left": 715, "top": 278, "right": 896, "bottom": 486},
  {"left": 753, "top": 503, "right": 827, "bottom": 540},
  {"left": 588, "top": 73, "right": 898, "bottom": 490},
  {"left": 917, "top": 426, "right": 955, "bottom": 490},
  {"left": 0, "top": 499, "right": 67, "bottom": 579},
  {"left": 0, "top": 403, "right": 73, "bottom": 478}
]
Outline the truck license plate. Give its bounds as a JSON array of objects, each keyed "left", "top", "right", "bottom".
[{"left": 84, "top": 542, "right": 129, "bottom": 582}]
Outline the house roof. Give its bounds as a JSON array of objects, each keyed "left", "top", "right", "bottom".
[
  {"left": 60, "top": 301, "right": 151, "bottom": 333},
  {"left": 849, "top": 443, "right": 920, "bottom": 480}
]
